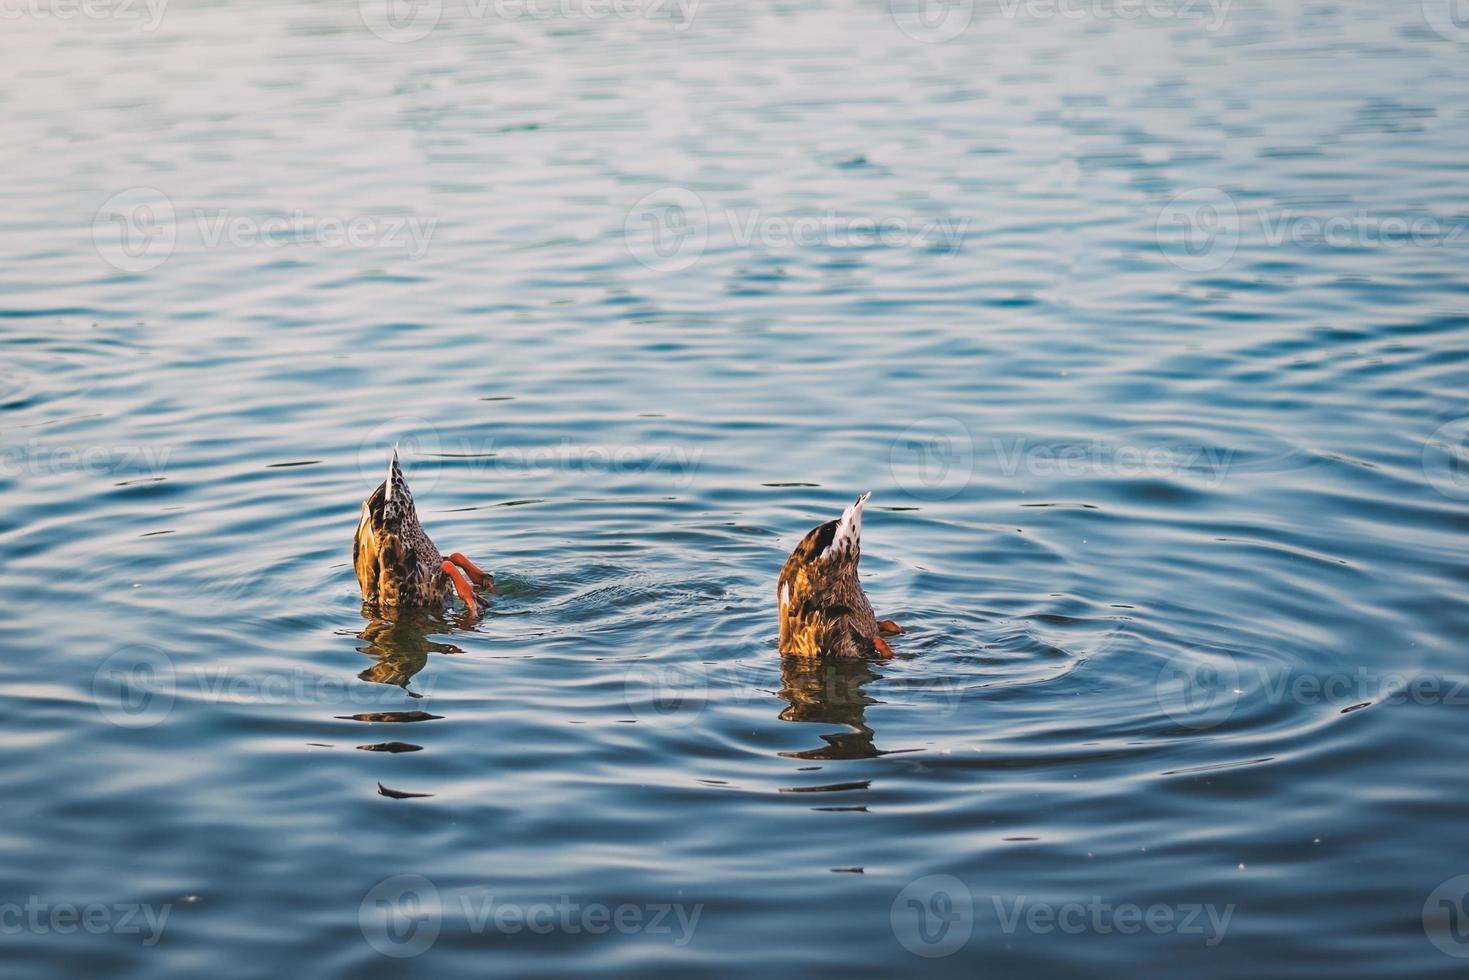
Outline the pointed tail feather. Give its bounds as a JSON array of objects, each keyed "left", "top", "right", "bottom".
[{"left": 823, "top": 491, "right": 870, "bottom": 559}]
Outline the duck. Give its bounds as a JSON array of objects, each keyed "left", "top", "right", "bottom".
[
  {"left": 777, "top": 492, "right": 901, "bottom": 658},
  {"left": 353, "top": 447, "right": 493, "bottom": 616}
]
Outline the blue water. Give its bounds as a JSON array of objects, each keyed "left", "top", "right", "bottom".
[{"left": 3, "top": 1, "right": 1469, "bottom": 976}]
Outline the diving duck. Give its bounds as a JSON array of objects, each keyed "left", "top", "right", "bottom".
[
  {"left": 354, "top": 447, "right": 493, "bottom": 616},
  {"left": 777, "top": 492, "right": 901, "bottom": 658}
]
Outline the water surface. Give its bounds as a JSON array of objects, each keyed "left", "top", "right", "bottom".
[{"left": 3, "top": 1, "right": 1469, "bottom": 976}]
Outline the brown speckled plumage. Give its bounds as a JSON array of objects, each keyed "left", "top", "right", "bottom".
[
  {"left": 777, "top": 493, "right": 889, "bottom": 659},
  {"left": 353, "top": 450, "right": 451, "bottom": 609}
]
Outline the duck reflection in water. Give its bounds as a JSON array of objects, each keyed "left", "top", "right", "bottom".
[
  {"left": 776, "top": 656, "right": 886, "bottom": 761},
  {"left": 347, "top": 607, "right": 472, "bottom": 694}
]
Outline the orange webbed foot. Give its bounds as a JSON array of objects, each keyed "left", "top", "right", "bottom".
[
  {"left": 873, "top": 635, "right": 894, "bottom": 658},
  {"left": 441, "top": 561, "right": 478, "bottom": 617},
  {"left": 878, "top": 619, "right": 902, "bottom": 636},
  {"left": 448, "top": 552, "right": 495, "bottom": 592}
]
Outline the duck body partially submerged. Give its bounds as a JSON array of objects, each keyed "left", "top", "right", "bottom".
[
  {"left": 354, "top": 449, "right": 492, "bottom": 615},
  {"left": 777, "top": 492, "right": 900, "bottom": 659}
]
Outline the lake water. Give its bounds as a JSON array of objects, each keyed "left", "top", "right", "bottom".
[{"left": 3, "top": 0, "right": 1469, "bottom": 976}]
